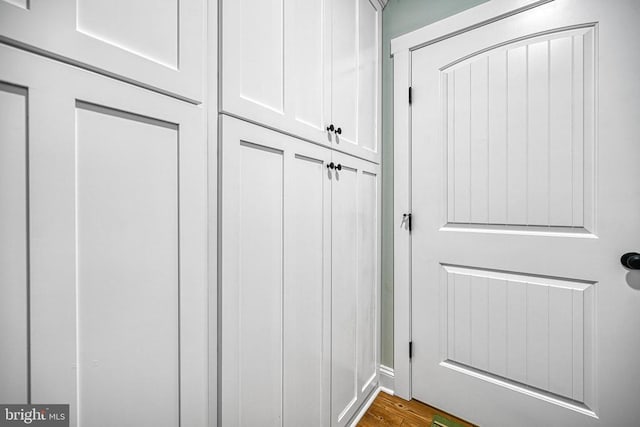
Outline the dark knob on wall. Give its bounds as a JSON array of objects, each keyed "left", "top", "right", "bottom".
[
  {"left": 621, "top": 252, "right": 640, "bottom": 270},
  {"left": 335, "top": 164, "right": 342, "bottom": 171},
  {"left": 326, "top": 124, "right": 335, "bottom": 132},
  {"left": 327, "top": 162, "right": 335, "bottom": 170},
  {"left": 335, "top": 127, "right": 342, "bottom": 135}
]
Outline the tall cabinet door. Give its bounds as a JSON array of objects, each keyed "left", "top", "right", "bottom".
[
  {"left": 330, "top": 0, "right": 381, "bottom": 163},
  {"left": 331, "top": 151, "right": 380, "bottom": 426},
  {"left": 221, "top": 0, "right": 331, "bottom": 145},
  {"left": 0, "top": 0, "right": 204, "bottom": 101},
  {"left": 0, "top": 45, "right": 208, "bottom": 427},
  {"left": 220, "top": 116, "right": 332, "bottom": 426}
]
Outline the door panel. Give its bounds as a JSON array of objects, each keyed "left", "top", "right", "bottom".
[
  {"left": 410, "top": 1, "right": 640, "bottom": 425},
  {"left": 222, "top": 0, "right": 331, "bottom": 147},
  {"left": 331, "top": 161, "right": 359, "bottom": 426},
  {"left": 445, "top": 27, "right": 594, "bottom": 230},
  {"left": 221, "top": 116, "right": 331, "bottom": 427},
  {"left": 0, "top": 0, "right": 203, "bottom": 101},
  {"left": 0, "top": 82, "right": 28, "bottom": 403},
  {"left": 284, "top": 152, "right": 332, "bottom": 427},
  {"left": 356, "top": 0, "right": 379, "bottom": 154},
  {"left": 357, "top": 171, "right": 378, "bottom": 393},
  {"left": 0, "top": 45, "right": 207, "bottom": 427},
  {"left": 331, "top": 0, "right": 380, "bottom": 163},
  {"left": 75, "top": 103, "right": 180, "bottom": 427},
  {"left": 331, "top": 151, "right": 379, "bottom": 426},
  {"left": 289, "top": 0, "right": 328, "bottom": 132},
  {"left": 331, "top": 0, "right": 358, "bottom": 148}
]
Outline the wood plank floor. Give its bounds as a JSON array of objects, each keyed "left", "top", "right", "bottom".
[{"left": 357, "top": 392, "right": 475, "bottom": 427}]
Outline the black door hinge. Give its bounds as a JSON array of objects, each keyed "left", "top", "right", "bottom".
[
  {"left": 409, "top": 86, "right": 413, "bottom": 105},
  {"left": 401, "top": 213, "right": 412, "bottom": 232},
  {"left": 409, "top": 341, "right": 413, "bottom": 359}
]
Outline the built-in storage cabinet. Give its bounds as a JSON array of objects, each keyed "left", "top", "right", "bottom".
[
  {"left": 220, "top": 116, "right": 379, "bottom": 426},
  {"left": 221, "top": 0, "right": 381, "bottom": 163},
  {"left": 0, "top": 0, "right": 204, "bottom": 102},
  {"left": 0, "top": 45, "right": 208, "bottom": 427},
  {"left": 330, "top": 150, "right": 380, "bottom": 426},
  {"left": 330, "top": 0, "right": 381, "bottom": 163}
]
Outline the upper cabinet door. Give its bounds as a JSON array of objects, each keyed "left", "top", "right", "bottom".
[
  {"left": 331, "top": 0, "right": 380, "bottom": 163},
  {"left": 221, "top": 0, "right": 331, "bottom": 146},
  {"left": 0, "top": 0, "right": 204, "bottom": 102}
]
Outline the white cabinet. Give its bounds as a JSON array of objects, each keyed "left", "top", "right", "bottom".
[
  {"left": 0, "top": 0, "right": 204, "bottom": 102},
  {"left": 221, "top": 0, "right": 381, "bottom": 163},
  {"left": 330, "top": 0, "right": 381, "bottom": 163},
  {"left": 0, "top": 45, "right": 208, "bottom": 427},
  {"left": 220, "top": 116, "right": 379, "bottom": 426},
  {"left": 330, "top": 150, "right": 380, "bottom": 426}
]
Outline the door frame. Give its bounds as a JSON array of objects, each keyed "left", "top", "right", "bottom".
[{"left": 391, "top": 0, "right": 554, "bottom": 400}]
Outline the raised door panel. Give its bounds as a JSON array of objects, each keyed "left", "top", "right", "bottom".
[
  {"left": 331, "top": 152, "right": 380, "bottom": 426},
  {"left": 0, "top": 46, "right": 208, "bottom": 426},
  {"left": 0, "top": 82, "right": 29, "bottom": 403},
  {"left": 221, "top": 116, "right": 332, "bottom": 427},
  {"left": 222, "top": 0, "right": 330, "bottom": 146},
  {"left": 331, "top": 0, "right": 380, "bottom": 163},
  {"left": 0, "top": 0, "right": 203, "bottom": 101}
]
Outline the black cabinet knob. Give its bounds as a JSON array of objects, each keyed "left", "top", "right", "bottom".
[
  {"left": 621, "top": 252, "right": 640, "bottom": 270},
  {"left": 326, "top": 162, "right": 335, "bottom": 170},
  {"left": 335, "top": 127, "right": 342, "bottom": 135},
  {"left": 336, "top": 164, "right": 342, "bottom": 171},
  {"left": 326, "top": 124, "right": 334, "bottom": 132}
]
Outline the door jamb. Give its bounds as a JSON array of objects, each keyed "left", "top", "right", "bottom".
[{"left": 391, "top": 0, "right": 554, "bottom": 401}]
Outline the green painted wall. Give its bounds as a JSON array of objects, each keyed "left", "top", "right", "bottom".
[{"left": 380, "top": 0, "right": 488, "bottom": 368}]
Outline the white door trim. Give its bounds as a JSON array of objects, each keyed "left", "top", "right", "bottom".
[{"left": 391, "top": 0, "right": 555, "bottom": 401}]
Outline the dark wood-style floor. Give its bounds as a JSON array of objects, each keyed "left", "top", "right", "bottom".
[{"left": 358, "top": 392, "right": 475, "bottom": 427}]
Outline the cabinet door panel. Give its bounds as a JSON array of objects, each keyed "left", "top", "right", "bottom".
[
  {"left": 0, "top": 45, "right": 207, "bottom": 426},
  {"left": 357, "top": 169, "right": 378, "bottom": 393},
  {"left": 221, "top": 116, "right": 331, "bottom": 427},
  {"left": 331, "top": 0, "right": 358, "bottom": 148},
  {"left": 0, "top": 82, "right": 29, "bottom": 404},
  {"left": 331, "top": 152, "right": 380, "bottom": 426},
  {"left": 284, "top": 147, "right": 332, "bottom": 427},
  {"left": 75, "top": 103, "right": 180, "bottom": 427},
  {"left": 0, "top": 0, "right": 203, "bottom": 101},
  {"left": 357, "top": 0, "right": 379, "bottom": 154},
  {"left": 222, "top": 0, "right": 330, "bottom": 146},
  {"left": 331, "top": 0, "right": 380, "bottom": 163},
  {"left": 331, "top": 161, "right": 359, "bottom": 426},
  {"left": 289, "top": 0, "right": 329, "bottom": 132}
]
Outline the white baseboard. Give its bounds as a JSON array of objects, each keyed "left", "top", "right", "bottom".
[
  {"left": 349, "top": 387, "right": 381, "bottom": 427},
  {"left": 379, "top": 365, "right": 395, "bottom": 395},
  {"left": 347, "top": 366, "right": 396, "bottom": 426}
]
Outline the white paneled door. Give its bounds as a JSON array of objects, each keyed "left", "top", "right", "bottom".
[
  {"left": 410, "top": 0, "right": 640, "bottom": 425},
  {"left": 0, "top": 45, "right": 207, "bottom": 427}
]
